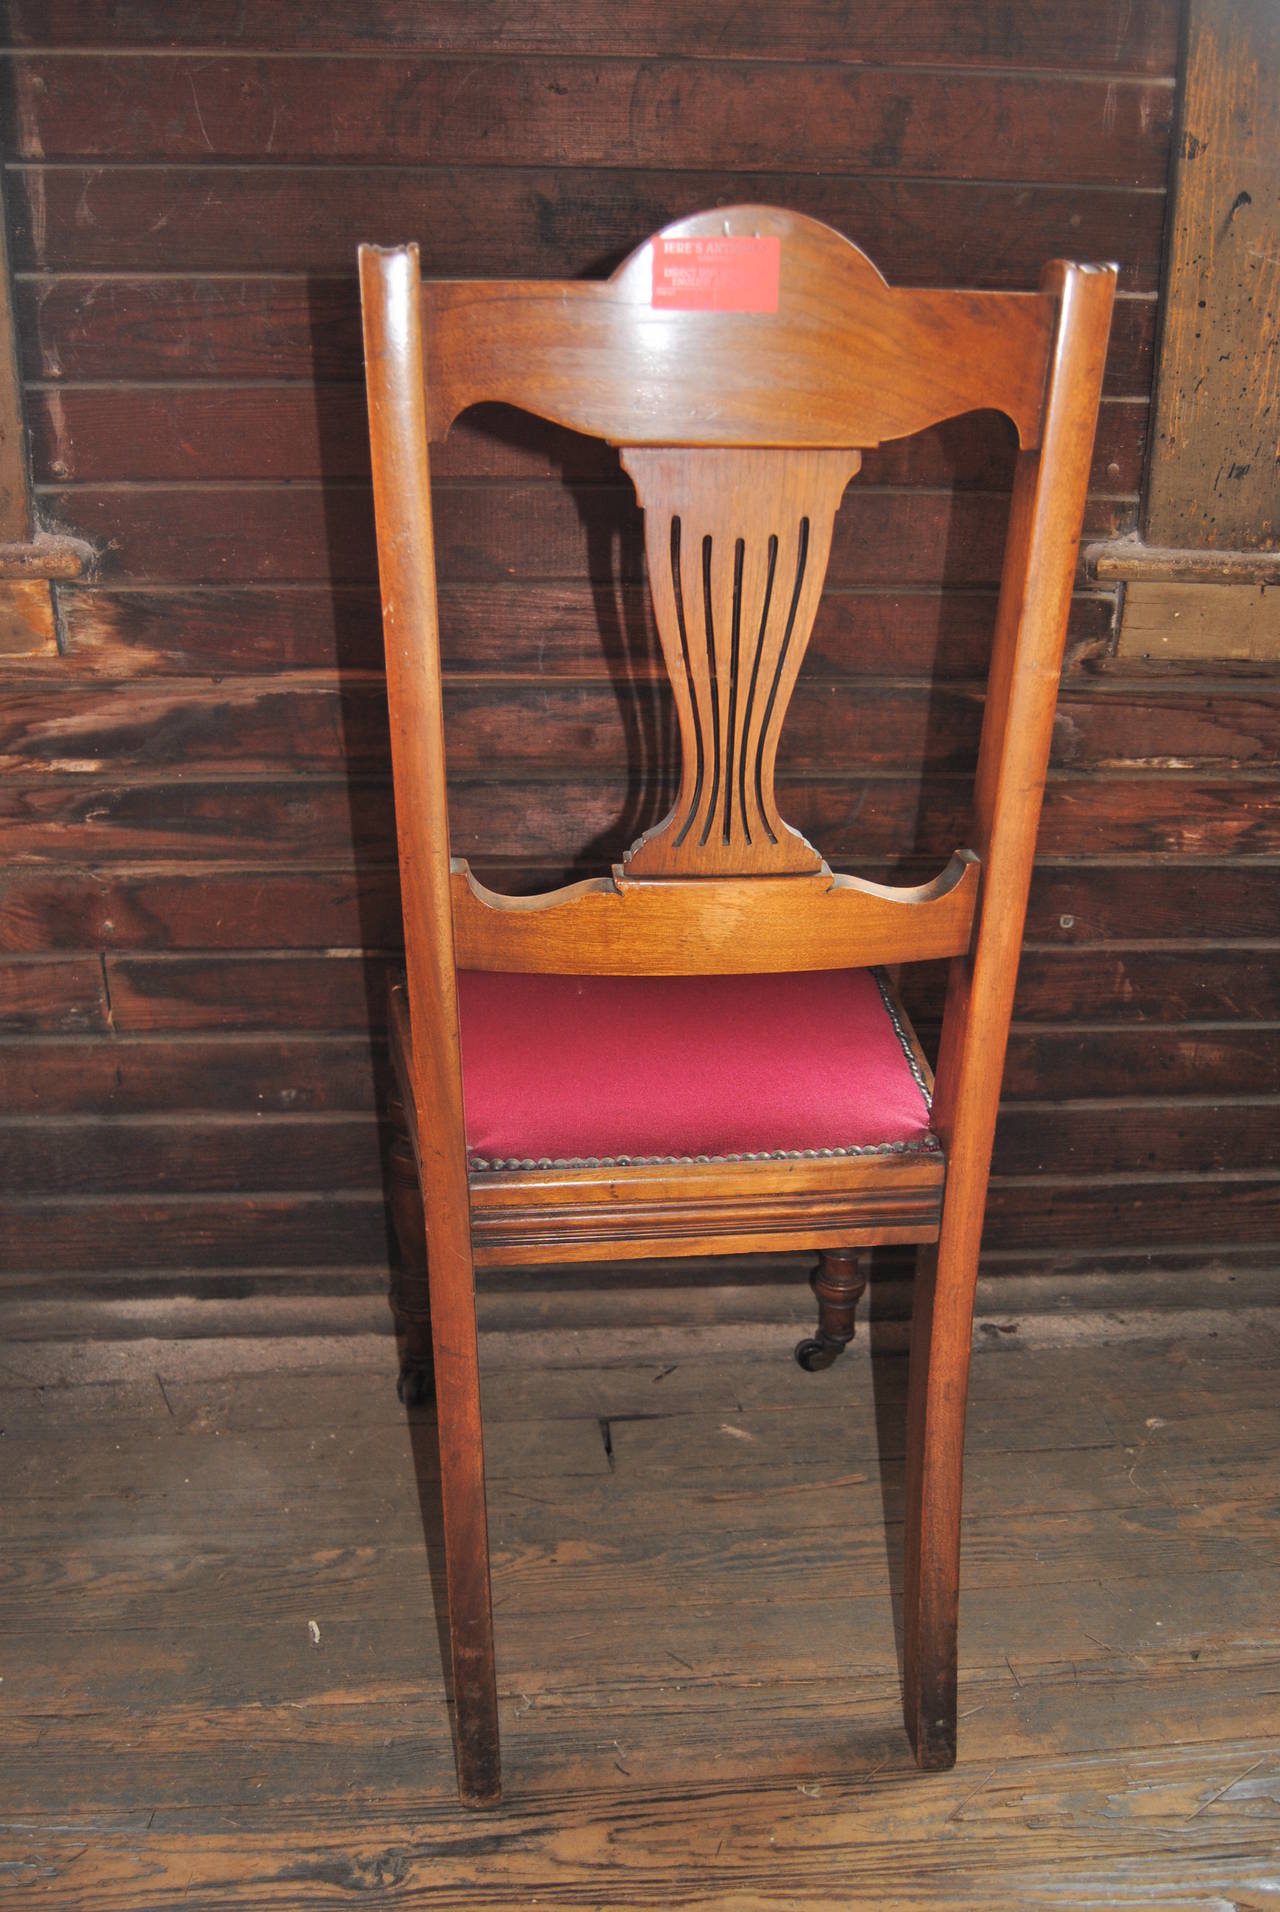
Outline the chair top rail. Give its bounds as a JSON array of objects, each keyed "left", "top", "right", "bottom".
[{"left": 421, "top": 204, "right": 1057, "bottom": 451}]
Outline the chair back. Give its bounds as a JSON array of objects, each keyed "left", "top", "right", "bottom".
[{"left": 359, "top": 206, "right": 1114, "bottom": 1122}]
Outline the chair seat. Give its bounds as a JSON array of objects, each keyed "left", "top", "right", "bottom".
[{"left": 456, "top": 967, "right": 936, "bottom": 1170}]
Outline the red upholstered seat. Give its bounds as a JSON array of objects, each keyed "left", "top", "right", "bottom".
[{"left": 456, "top": 967, "right": 935, "bottom": 1170}]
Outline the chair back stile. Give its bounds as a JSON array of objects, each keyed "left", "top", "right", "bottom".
[{"left": 359, "top": 243, "right": 503, "bottom": 1802}]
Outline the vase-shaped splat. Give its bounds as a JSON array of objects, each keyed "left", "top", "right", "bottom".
[{"left": 619, "top": 447, "right": 860, "bottom": 879}]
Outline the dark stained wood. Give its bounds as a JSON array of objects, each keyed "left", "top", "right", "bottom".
[
  {"left": 0, "top": 1114, "right": 389, "bottom": 1197},
  {"left": 4, "top": 1, "right": 1183, "bottom": 68},
  {"left": 0, "top": 868, "right": 403, "bottom": 954},
  {"left": 24, "top": 386, "right": 1148, "bottom": 491},
  {"left": 31, "top": 479, "right": 1131, "bottom": 586},
  {"left": 1024, "top": 862, "right": 1280, "bottom": 944},
  {"left": 49, "top": 584, "right": 1116, "bottom": 681},
  {"left": 5, "top": 675, "right": 1277, "bottom": 782},
  {"left": 1, "top": 859, "right": 1275, "bottom": 960},
  {"left": 83, "top": 944, "right": 1280, "bottom": 1038},
  {"left": 0, "top": 1035, "right": 384, "bottom": 1115},
  {"left": 13, "top": 1092, "right": 1239, "bottom": 1207},
  {"left": 0, "top": 172, "right": 33, "bottom": 544},
  {"left": 11, "top": 56, "right": 1173, "bottom": 184},
  {"left": 1002, "top": 1025, "right": 1280, "bottom": 1100},
  {"left": 102, "top": 953, "right": 400, "bottom": 1033},
  {"left": 1011, "top": 947, "right": 1280, "bottom": 1022},
  {"left": 0, "top": 1193, "right": 392, "bottom": 1274},
  {"left": 8, "top": 1170, "right": 1280, "bottom": 1278},
  {"left": 9, "top": 770, "right": 1280, "bottom": 865},
  {"left": 0, "top": 957, "right": 109, "bottom": 1033},
  {"left": 1145, "top": 0, "right": 1280, "bottom": 550},
  {"left": 6, "top": 167, "right": 1167, "bottom": 285}
]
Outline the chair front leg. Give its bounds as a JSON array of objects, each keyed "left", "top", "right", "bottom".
[
  {"left": 795, "top": 1249, "right": 866, "bottom": 1371},
  {"left": 902, "top": 1239, "right": 974, "bottom": 1770}
]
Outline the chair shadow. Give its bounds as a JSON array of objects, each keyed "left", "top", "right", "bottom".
[
  {"left": 403, "top": 1397, "right": 458, "bottom": 1750},
  {"left": 867, "top": 1257, "right": 911, "bottom": 1694}
]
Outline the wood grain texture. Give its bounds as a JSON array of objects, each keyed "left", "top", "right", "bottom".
[
  {"left": 9, "top": 1101, "right": 1270, "bottom": 1200},
  {"left": 11, "top": 768, "right": 1274, "bottom": 864},
  {"left": 47, "top": 583, "right": 1116, "bottom": 680},
  {"left": 2, "top": 0, "right": 1182, "bottom": 66},
  {"left": 35, "top": 483, "right": 1129, "bottom": 585},
  {"left": 23, "top": 388, "right": 1149, "bottom": 493},
  {"left": 6, "top": 167, "right": 1167, "bottom": 284},
  {"left": 10, "top": 56, "right": 1173, "bottom": 183},
  {"left": 0, "top": 1306, "right": 1276, "bottom": 1908},
  {"left": 1145, "top": 0, "right": 1280, "bottom": 549},
  {"left": 6, "top": 675, "right": 1277, "bottom": 780}
]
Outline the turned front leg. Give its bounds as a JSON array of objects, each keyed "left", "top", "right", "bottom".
[{"left": 795, "top": 1250, "right": 867, "bottom": 1372}]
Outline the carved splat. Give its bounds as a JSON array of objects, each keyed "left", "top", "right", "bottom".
[{"left": 618, "top": 447, "right": 860, "bottom": 878}]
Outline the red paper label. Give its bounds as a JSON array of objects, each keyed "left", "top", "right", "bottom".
[{"left": 651, "top": 235, "right": 781, "bottom": 313}]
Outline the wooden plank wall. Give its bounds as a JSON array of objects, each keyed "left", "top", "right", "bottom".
[{"left": 1, "top": 1, "right": 1276, "bottom": 1309}]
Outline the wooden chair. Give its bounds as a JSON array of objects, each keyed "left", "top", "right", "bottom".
[{"left": 358, "top": 207, "right": 1114, "bottom": 1807}]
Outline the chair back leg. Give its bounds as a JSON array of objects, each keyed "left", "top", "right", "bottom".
[
  {"left": 901, "top": 1239, "right": 973, "bottom": 1769},
  {"left": 426, "top": 1214, "right": 502, "bottom": 1806}
]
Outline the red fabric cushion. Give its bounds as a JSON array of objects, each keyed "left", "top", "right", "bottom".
[{"left": 456, "top": 968, "right": 934, "bottom": 1168}]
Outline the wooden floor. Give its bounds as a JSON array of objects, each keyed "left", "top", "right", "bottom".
[{"left": 3, "top": 1266, "right": 1279, "bottom": 1909}]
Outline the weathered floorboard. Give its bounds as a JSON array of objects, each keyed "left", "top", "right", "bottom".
[{"left": 0, "top": 1314, "right": 1275, "bottom": 1909}]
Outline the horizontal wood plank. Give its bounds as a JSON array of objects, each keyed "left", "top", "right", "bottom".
[
  {"left": 1023, "top": 862, "right": 1280, "bottom": 945},
  {"left": 7, "top": 168, "right": 1168, "bottom": 284},
  {"left": 0, "top": 1035, "right": 385, "bottom": 1115},
  {"left": 32, "top": 479, "right": 1132, "bottom": 587},
  {"left": 0, "top": 1193, "right": 392, "bottom": 1273},
  {"left": 0, "top": 860, "right": 1274, "bottom": 954},
  {"left": 2, "top": 1100, "right": 1275, "bottom": 1198},
  {"left": 49, "top": 584, "right": 1117, "bottom": 680},
  {"left": 11, "top": 57, "right": 1173, "bottom": 183},
  {"left": 26, "top": 388, "right": 1145, "bottom": 492},
  {"left": 4, "top": 1, "right": 1183, "bottom": 70},
  {"left": 1009, "top": 948, "right": 1280, "bottom": 1023},
  {"left": 2, "top": 676, "right": 1275, "bottom": 781},
  {"left": 0, "top": 957, "right": 109, "bottom": 1033},
  {"left": 3, "top": 772, "right": 1280, "bottom": 865},
  {"left": 103, "top": 953, "right": 400, "bottom": 1032}
]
